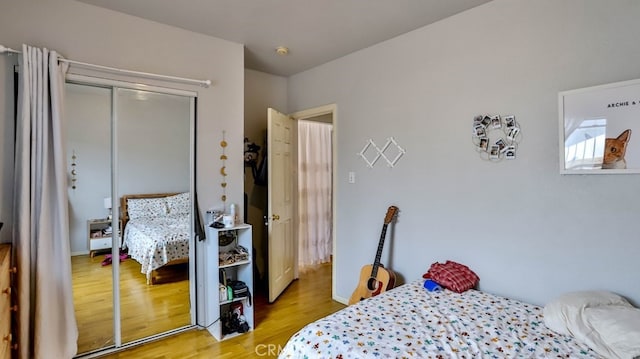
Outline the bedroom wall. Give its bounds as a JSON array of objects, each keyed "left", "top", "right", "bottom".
[
  {"left": 288, "top": 0, "right": 640, "bottom": 306},
  {"left": 0, "top": 0, "right": 244, "bottom": 246}
]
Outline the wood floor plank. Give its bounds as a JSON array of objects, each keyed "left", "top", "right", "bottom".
[
  {"left": 72, "top": 254, "right": 191, "bottom": 354},
  {"left": 97, "top": 262, "right": 344, "bottom": 358}
]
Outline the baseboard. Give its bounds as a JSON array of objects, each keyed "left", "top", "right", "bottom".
[{"left": 332, "top": 294, "right": 348, "bottom": 305}]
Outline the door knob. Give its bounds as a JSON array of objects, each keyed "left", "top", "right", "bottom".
[{"left": 272, "top": 214, "right": 280, "bottom": 221}]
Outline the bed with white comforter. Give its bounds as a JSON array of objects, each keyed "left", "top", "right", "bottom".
[{"left": 279, "top": 280, "right": 605, "bottom": 358}]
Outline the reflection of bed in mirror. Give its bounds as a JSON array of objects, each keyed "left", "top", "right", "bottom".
[{"left": 121, "top": 192, "right": 190, "bottom": 285}]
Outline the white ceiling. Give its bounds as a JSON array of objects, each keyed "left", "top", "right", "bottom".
[{"left": 77, "top": 0, "right": 493, "bottom": 77}]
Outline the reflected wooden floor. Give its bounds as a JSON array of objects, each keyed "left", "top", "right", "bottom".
[
  {"left": 100, "top": 262, "right": 345, "bottom": 359},
  {"left": 71, "top": 253, "right": 191, "bottom": 354}
]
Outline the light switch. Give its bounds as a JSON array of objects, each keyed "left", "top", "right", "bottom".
[{"left": 348, "top": 171, "right": 356, "bottom": 183}]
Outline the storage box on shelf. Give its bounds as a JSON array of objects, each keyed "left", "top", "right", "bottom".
[{"left": 203, "top": 223, "right": 253, "bottom": 341}]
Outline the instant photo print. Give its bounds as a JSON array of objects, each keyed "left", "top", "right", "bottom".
[
  {"left": 477, "top": 137, "right": 489, "bottom": 151},
  {"left": 473, "top": 115, "right": 483, "bottom": 126},
  {"left": 507, "top": 127, "right": 520, "bottom": 141},
  {"left": 474, "top": 124, "right": 486, "bottom": 137},
  {"left": 491, "top": 115, "right": 501, "bottom": 129},
  {"left": 504, "top": 115, "right": 516, "bottom": 128},
  {"left": 490, "top": 145, "right": 500, "bottom": 159},
  {"left": 481, "top": 115, "right": 491, "bottom": 127},
  {"left": 505, "top": 146, "right": 516, "bottom": 159}
]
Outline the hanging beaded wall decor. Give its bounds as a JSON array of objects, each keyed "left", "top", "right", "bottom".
[
  {"left": 220, "top": 131, "right": 228, "bottom": 210},
  {"left": 70, "top": 150, "right": 78, "bottom": 189}
]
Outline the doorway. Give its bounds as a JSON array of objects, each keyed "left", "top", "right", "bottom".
[
  {"left": 291, "top": 105, "right": 336, "bottom": 296},
  {"left": 246, "top": 104, "right": 337, "bottom": 304}
]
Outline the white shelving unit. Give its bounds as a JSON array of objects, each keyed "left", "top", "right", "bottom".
[{"left": 203, "top": 223, "right": 254, "bottom": 341}]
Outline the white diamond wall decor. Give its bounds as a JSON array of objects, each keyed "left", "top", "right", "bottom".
[{"left": 358, "top": 137, "right": 405, "bottom": 168}]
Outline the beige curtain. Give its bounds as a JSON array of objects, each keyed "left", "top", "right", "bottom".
[
  {"left": 297, "top": 120, "right": 333, "bottom": 266},
  {"left": 14, "top": 45, "right": 77, "bottom": 358}
]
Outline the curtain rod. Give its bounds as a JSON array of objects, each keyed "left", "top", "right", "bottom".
[
  {"left": 0, "top": 45, "right": 20, "bottom": 55},
  {"left": 0, "top": 44, "right": 211, "bottom": 88}
]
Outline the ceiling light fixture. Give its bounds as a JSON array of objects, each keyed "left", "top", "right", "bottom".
[{"left": 275, "top": 46, "right": 289, "bottom": 56}]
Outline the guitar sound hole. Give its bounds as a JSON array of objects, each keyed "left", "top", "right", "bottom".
[{"left": 366, "top": 277, "right": 378, "bottom": 291}]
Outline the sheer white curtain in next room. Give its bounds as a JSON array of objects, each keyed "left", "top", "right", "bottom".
[{"left": 297, "top": 120, "right": 333, "bottom": 267}]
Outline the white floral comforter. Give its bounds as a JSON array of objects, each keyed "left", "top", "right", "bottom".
[
  {"left": 123, "top": 216, "right": 189, "bottom": 281},
  {"left": 279, "top": 280, "right": 602, "bottom": 358}
]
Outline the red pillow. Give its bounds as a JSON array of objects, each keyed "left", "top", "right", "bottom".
[{"left": 423, "top": 260, "right": 479, "bottom": 293}]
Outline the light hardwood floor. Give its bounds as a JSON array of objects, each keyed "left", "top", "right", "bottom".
[
  {"left": 72, "top": 253, "right": 191, "bottom": 354},
  {"left": 74, "top": 255, "right": 344, "bottom": 358}
]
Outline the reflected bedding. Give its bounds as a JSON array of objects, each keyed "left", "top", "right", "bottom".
[{"left": 123, "top": 216, "right": 189, "bottom": 282}]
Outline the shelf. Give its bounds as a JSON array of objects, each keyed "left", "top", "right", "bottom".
[
  {"left": 219, "top": 259, "right": 251, "bottom": 269},
  {"left": 88, "top": 218, "right": 110, "bottom": 223},
  {"left": 219, "top": 297, "right": 249, "bottom": 305}
]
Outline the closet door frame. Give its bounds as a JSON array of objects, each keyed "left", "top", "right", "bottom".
[{"left": 67, "top": 73, "right": 197, "bottom": 354}]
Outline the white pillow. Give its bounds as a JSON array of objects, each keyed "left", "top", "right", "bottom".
[
  {"left": 544, "top": 290, "right": 638, "bottom": 359},
  {"left": 166, "top": 192, "right": 190, "bottom": 216},
  {"left": 543, "top": 290, "right": 630, "bottom": 336},
  {"left": 127, "top": 197, "right": 168, "bottom": 219},
  {"left": 584, "top": 306, "right": 640, "bottom": 359}
]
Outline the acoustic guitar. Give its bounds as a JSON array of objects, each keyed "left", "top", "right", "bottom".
[{"left": 348, "top": 205, "right": 398, "bottom": 305}]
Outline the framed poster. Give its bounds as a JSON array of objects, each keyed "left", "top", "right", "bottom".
[{"left": 559, "top": 78, "right": 640, "bottom": 174}]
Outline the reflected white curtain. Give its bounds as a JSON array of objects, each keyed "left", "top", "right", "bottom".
[
  {"left": 14, "top": 45, "right": 77, "bottom": 358},
  {"left": 297, "top": 120, "right": 332, "bottom": 266}
]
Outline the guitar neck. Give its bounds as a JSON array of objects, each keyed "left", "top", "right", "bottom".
[{"left": 370, "top": 223, "right": 389, "bottom": 278}]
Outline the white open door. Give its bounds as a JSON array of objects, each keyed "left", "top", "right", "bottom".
[{"left": 267, "top": 108, "right": 295, "bottom": 302}]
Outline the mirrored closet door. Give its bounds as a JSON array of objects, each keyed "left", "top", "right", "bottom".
[
  {"left": 115, "top": 87, "right": 193, "bottom": 344},
  {"left": 66, "top": 80, "right": 196, "bottom": 356},
  {"left": 67, "top": 83, "right": 115, "bottom": 353}
]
